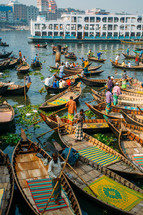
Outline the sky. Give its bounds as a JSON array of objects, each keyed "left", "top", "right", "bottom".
[{"left": 0, "top": 0, "right": 143, "bottom": 14}]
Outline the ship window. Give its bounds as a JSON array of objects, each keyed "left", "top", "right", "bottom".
[
  {"left": 96, "top": 32, "right": 100, "bottom": 36},
  {"left": 125, "top": 32, "right": 129, "bottom": 36},
  {"left": 131, "top": 25, "right": 135, "bottom": 30},
  {"left": 108, "top": 17, "right": 113, "bottom": 22},
  {"left": 137, "top": 17, "right": 142, "bottom": 23},
  {"left": 125, "top": 24, "right": 130, "bottom": 30},
  {"left": 71, "top": 16, "right": 76, "bottom": 22},
  {"left": 48, "top": 32, "right": 52, "bottom": 36},
  {"left": 131, "top": 17, "right": 136, "bottom": 23},
  {"left": 114, "top": 17, "right": 119, "bottom": 23},
  {"left": 90, "top": 24, "right": 94, "bottom": 30},
  {"left": 96, "top": 17, "right": 101, "bottom": 22},
  {"left": 120, "top": 17, "right": 125, "bottom": 23},
  {"left": 108, "top": 25, "right": 113, "bottom": 30},
  {"left": 60, "top": 24, "right": 63, "bottom": 30},
  {"left": 78, "top": 17, "right": 82, "bottom": 22},
  {"left": 42, "top": 32, "right": 47, "bottom": 36},
  {"left": 126, "top": 17, "right": 130, "bottom": 23},
  {"left": 102, "top": 32, "right": 106, "bottom": 37},
  {"left": 66, "top": 24, "right": 70, "bottom": 30},
  {"left": 120, "top": 25, "right": 124, "bottom": 30},
  {"left": 35, "top": 24, "right": 40, "bottom": 30},
  {"left": 102, "top": 24, "right": 107, "bottom": 30},
  {"left": 60, "top": 32, "right": 64, "bottom": 36},
  {"left": 65, "top": 32, "right": 70, "bottom": 36},
  {"left": 136, "top": 32, "right": 141, "bottom": 36},
  {"left": 49, "top": 24, "right": 53, "bottom": 30},
  {"left": 84, "top": 32, "right": 88, "bottom": 36},
  {"left": 90, "top": 32, "right": 94, "bottom": 37},
  {"left": 107, "top": 32, "right": 112, "bottom": 36},
  {"left": 85, "top": 24, "right": 89, "bottom": 30},
  {"left": 71, "top": 24, "right": 76, "bottom": 30},
  {"left": 84, "top": 17, "right": 89, "bottom": 22},
  {"left": 90, "top": 17, "right": 95, "bottom": 22},
  {"left": 131, "top": 32, "right": 135, "bottom": 36},
  {"left": 54, "top": 32, "right": 58, "bottom": 36},
  {"left": 102, "top": 17, "right": 107, "bottom": 22},
  {"left": 35, "top": 31, "right": 41, "bottom": 36},
  {"left": 137, "top": 25, "right": 141, "bottom": 30},
  {"left": 96, "top": 24, "right": 99, "bottom": 30},
  {"left": 114, "top": 25, "right": 118, "bottom": 30},
  {"left": 42, "top": 24, "right": 46, "bottom": 30},
  {"left": 78, "top": 24, "right": 82, "bottom": 30},
  {"left": 54, "top": 24, "right": 58, "bottom": 30},
  {"left": 114, "top": 32, "right": 118, "bottom": 37},
  {"left": 71, "top": 32, "right": 76, "bottom": 36}
]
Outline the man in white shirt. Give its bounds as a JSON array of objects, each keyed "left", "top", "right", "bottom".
[
  {"left": 62, "top": 79, "right": 67, "bottom": 87},
  {"left": 65, "top": 61, "right": 69, "bottom": 68},
  {"left": 115, "top": 54, "right": 120, "bottom": 64},
  {"left": 45, "top": 75, "right": 55, "bottom": 86},
  {"left": 59, "top": 79, "right": 63, "bottom": 88},
  {"left": 59, "top": 63, "right": 65, "bottom": 78},
  {"left": 128, "top": 61, "right": 131, "bottom": 67},
  {"left": 48, "top": 152, "right": 64, "bottom": 205}
]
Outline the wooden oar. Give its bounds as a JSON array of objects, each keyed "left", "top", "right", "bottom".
[
  {"left": 97, "top": 86, "right": 106, "bottom": 91},
  {"left": 49, "top": 107, "right": 67, "bottom": 117},
  {"left": 27, "top": 119, "right": 43, "bottom": 129},
  {"left": 24, "top": 76, "right": 26, "bottom": 102},
  {"left": 36, "top": 125, "right": 64, "bottom": 139},
  {"left": 59, "top": 154, "right": 98, "bottom": 198},
  {"left": 137, "top": 106, "right": 143, "bottom": 114},
  {"left": 41, "top": 145, "right": 72, "bottom": 215}
]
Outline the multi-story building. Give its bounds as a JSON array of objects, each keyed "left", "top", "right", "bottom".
[
  {"left": 30, "top": 13, "right": 143, "bottom": 42},
  {"left": 37, "top": 0, "right": 57, "bottom": 13},
  {"left": 27, "top": 6, "right": 39, "bottom": 24},
  {"left": 0, "top": 5, "right": 14, "bottom": 23}
]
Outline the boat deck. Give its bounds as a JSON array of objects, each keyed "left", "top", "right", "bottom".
[{"left": 15, "top": 153, "right": 74, "bottom": 215}]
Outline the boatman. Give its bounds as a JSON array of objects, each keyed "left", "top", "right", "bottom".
[
  {"left": 33, "top": 54, "right": 39, "bottom": 63},
  {"left": 97, "top": 52, "right": 102, "bottom": 60},
  {"left": 45, "top": 74, "right": 56, "bottom": 87},
  {"left": 59, "top": 62, "right": 65, "bottom": 79},
  {"left": 19, "top": 50, "right": 22, "bottom": 63},
  {"left": 74, "top": 109, "right": 85, "bottom": 142},
  {"left": 66, "top": 96, "right": 77, "bottom": 124},
  {"left": 48, "top": 152, "right": 65, "bottom": 205},
  {"left": 106, "top": 88, "right": 113, "bottom": 114},
  {"left": 112, "top": 83, "right": 121, "bottom": 106},
  {"left": 25, "top": 74, "right": 31, "bottom": 85},
  {"left": 84, "top": 60, "right": 89, "bottom": 74},
  {"left": 115, "top": 54, "right": 120, "bottom": 65}
]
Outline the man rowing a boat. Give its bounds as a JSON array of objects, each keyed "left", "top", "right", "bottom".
[{"left": 48, "top": 152, "right": 64, "bottom": 205}]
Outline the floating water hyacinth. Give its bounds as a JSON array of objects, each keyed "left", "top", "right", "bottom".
[
  {"left": 17, "top": 105, "right": 25, "bottom": 108},
  {"left": 26, "top": 113, "right": 31, "bottom": 116}
]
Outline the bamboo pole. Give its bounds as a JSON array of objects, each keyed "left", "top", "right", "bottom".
[
  {"left": 41, "top": 146, "right": 72, "bottom": 215},
  {"left": 137, "top": 106, "right": 143, "bottom": 114},
  {"left": 49, "top": 107, "right": 67, "bottom": 116},
  {"left": 59, "top": 154, "right": 98, "bottom": 198},
  {"left": 36, "top": 125, "right": 64, "bottom": 139},
  {"left": 24, "top": 76, "right": 26, "bottom": 103},
  {"left": 27, "top": 119, "right": 43, "bottom": 129}
]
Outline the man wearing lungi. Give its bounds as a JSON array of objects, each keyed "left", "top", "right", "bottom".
[{"left": 74, "top": 109, "right": 85, "bottom": 142}]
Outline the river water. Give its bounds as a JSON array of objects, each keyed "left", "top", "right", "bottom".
[{"left": 0, "top": 30, "right": 143, "bottom": 215}]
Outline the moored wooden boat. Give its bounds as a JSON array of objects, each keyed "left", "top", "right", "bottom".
[
  {"left": 17, "top": 64, "right": 30, "bottom": 73},
  {"left": 39, "top": 111, "right": 110, "bottom": 134},
  {"left": 0, "top": 149, "right": 14, "bottom": 215},
  {"left": 111, "top": 60, "right": 143, "bottom": 70},
  {"left": 0, "top": 82, "right": 32, "bottom": 96},
  {"left": 65, "top": 53, "right": 77, "bottom": 60},
  {"left": 31, "top": 61, "right": 42, "bottom": 68},
  {"left": 0, "top": 84, "right": 8, "bottom": 95},
  {"left": 121, "top": 110, "right": 143, "bottom": 127},
  {"left": 8, "top": 58, "right": 19, "bottom": 69},
  {"left": 135, "top": 47, "right": 143, "bottom": 51},
  {"left": 64, "top": 65, "right": 102, "bottom": 74},
  {"left": 11, "top": 129, "right": 82, "bottom": 215},
  {"left": 35, "top": 44, "right": 47, "bottom": 48},
  {"left": 88, "top": 55, "right": 106, "bottom": 63},
  {"left": 122, "top": 53, "right": 142, "bottom": 61},
  {"left": 0, "top": 61, "right": 10, "bottom": 70},
  {"left": 81, "top": 77, "right": 123, "bottom": 87},
  {"left": 55, "top": 122, "right": 143, "bottom": 214},
  {"left": 39, "top": 83, "right": 81, "bottom": 112},
  {"left": 0, "top": 51, "right": 12, "bottom": 59},
  {"left": 0, "top": 101, "right": 15, "bottom": 131}
]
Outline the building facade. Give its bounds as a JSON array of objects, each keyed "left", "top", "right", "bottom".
[
  {"left": 27, "top": 6, "right": 39, "bottom": 24},
  {"left": 8, "top": 1, "right": 27, "bottom": 23},
  {"left": 37, "top": 0, "right": 57, "bottom": 13},
  {"left": 0, "top": 5, "right": 14, "bottom": 23},
  {"left": 30, "top": 13, "right": 143, "bottom": 41}
]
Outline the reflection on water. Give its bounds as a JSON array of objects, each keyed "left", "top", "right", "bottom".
[{"left": 1, "top": 30, "right": 143, "bottom": 215}]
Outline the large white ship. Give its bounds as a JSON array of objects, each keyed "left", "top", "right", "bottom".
[{"left": 29, "top": 13, "right": 143, "bottom": 42}]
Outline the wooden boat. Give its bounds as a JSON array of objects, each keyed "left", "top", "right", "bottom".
[
  {"left": 39, "top": 83, "right": 81, "bottom": 112},
  {"left": 121, "top": 87, "right": 143, "bottom": 96},
  {"left": 64, "top": 65, "right": 102, "bottom": 75},
  {"left": 111, "top": 60, "right": 143, "bottom": 70},
  {"left": 11, "top": 129, "right": 82, "bottom": 215},
  {"left": 121, "top": 110, "right": 143, "bottom": 127},
  {"left": 81, "top": 77, "right": 123, "bottom": 87},
  {"left": 0, "top": 84, "right": 8, "bottom": 95},
  {"left": 50, "top": 66, "right": 59, "bottom": 70},
  {"left": 0, "top": 149, "right": 14, "bottom": 215},
  {"left": 7, "top": 58, "right": 19, "bottom": 69},
  {"left": 120, "top": 40, "right": 143, "bottom": 45},
  {"left": 0, "top": 42, "right": 9, "bottom": 47},
  {"left": 0, "top": 51, "right": 12, "bottom": 59},
  {"left": 88, "top": 55, "right": 106, "bottom": 63},
  {"left": 17, "top": 64, "right": 30, "bottom": 73},
  {"left": 0, "top": 61, "right": 10, "bottom": 70},
  {"left": 64, "top": 69, "right": 104, "bottom": 77},
  {"left": 65, "top": 53, "right": 77, "bottom": 60},
  {"left": 0, "top": 101, "right": 15, "bottom": 131},
  {"left": 135, "top": 47, "right": 143, "bottom": 51},
  {"left": 55, "top": 123, "right": 143, "bottom": 214},
  {"left": 34, "top": 44, "right": 47, "bottom": 48},
  {"left": 31, "top": 61, "right": 42, "bottom": 68},
  {"left": 0, "top": 82, "right": 31, "bottom": 96},
  {"left": 122, "top": 53, "right": 141, "bottom": 60},
  {"left": 39, "top": 112, "right": 110, "bottom": 134}
]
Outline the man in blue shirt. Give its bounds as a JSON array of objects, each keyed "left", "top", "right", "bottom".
[
  {"left": 97, "top": 52, "right": 102, "bottom": 60},
  {"left": 62, "top": 147, "right": 79, "bottom": 166},
  {"left": 33, "top": 54, "right": 39, "bottom": 63},
  {"left": 56, "top": 79, "right": 59, "bottom": 88},
  {"left": 53, "top": 80, "right": 57, "bottom": 88}
]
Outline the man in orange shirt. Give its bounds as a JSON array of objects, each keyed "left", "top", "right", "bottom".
[{"left": 66, "top": 96, "right": 77, "bottom": 124}]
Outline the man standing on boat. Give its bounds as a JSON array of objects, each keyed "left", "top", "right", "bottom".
[
  {"left": 74, "top": 109, "right": 85, "bottom": 142},
  {"left": 122, "top": 70, "right": 127, "bottom": 89},
  {"left": 127, "top": 48, "right": 129, "bottom": 55},
  {"left": 45, "top": 74, "right": 56, "bottom": 87},
  {"left": 97, "top": 52, "right": 102, "bottom": 60},
  {"left": 112, "top": 83, "right": 121, "bottom": 106},
  {"left": 25, "top": 74, "right": 31, "bottom": 85},
  {"left": 48, "top": 152, "right": 64, "bottom": 205},
  {"left": 66, "top": 96, "right": 77, "bottom": 124},
  {"left": 115, "top": 54, "right": 120, "bottom": 64},
  {"left": 106, "top": 89, "right": 113, "bottom": 114},
  {"left": 59, "top": 62, "right": 65, "bottom": 78}
]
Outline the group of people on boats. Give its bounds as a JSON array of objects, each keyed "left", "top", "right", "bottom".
[
  {"left": 87, "top": 49, "right": 102, "bottom": 60},
  {"left": 18, "top": 50, "right": 28, "bottom": 66},
  {"left": 105, "top": 70, "right": 127, "bottom": 114},
  {"left": 115, "top": 53, "right": 143, "bottom": 67}
]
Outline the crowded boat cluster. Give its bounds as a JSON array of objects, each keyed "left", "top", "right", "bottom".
[{"left": 1, "top": 41, "right": 143, "bottom": 215}]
